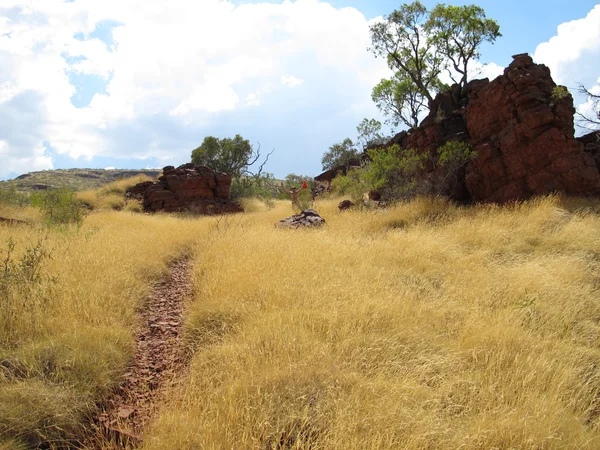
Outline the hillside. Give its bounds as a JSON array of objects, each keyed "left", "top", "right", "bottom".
[{"left": 0, "top": 168, "right": 162, "bottom": 193}]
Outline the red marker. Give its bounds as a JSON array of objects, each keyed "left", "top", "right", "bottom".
[{"left": 301, "top": 180, "right": 308, "bottom": 190}]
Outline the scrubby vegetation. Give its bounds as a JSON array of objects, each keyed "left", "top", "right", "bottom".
[
  {"left": 331, "top": 141, "right": 476, "bottom": 203},
  {"left": 1, "top": 188, "right": 600, "bottom": 448},
  {"left": 0, "top": 169, "right": 161, "bottom": 194}
]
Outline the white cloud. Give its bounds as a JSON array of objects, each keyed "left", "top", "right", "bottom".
[
  {"left": 281, "top": 75, "right": 304, "bottom": 88},
  {"left": 533, "top": 5, "right": 600, "bottom": 134},
  {"left": 0, "top": 140, "right": 53, "bottom": 175},
  {"left": 0, "top": 0, "right": 390, "bottom": 176}
]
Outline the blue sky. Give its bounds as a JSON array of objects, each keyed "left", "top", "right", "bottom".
[{"left": 0, "top": 0, "right": 599, "bottom": 180}]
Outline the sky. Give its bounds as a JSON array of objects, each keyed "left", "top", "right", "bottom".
[{"left": 0, "top": 0, "right": 599, "bottom": 180}]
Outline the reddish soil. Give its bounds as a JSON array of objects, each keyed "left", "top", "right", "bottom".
[{"left": 87, "top": 258, "right": 194, "bottom": 448}]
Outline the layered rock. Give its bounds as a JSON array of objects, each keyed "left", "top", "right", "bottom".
[
  {"left": 464, "top": 54, "right": 600, "bottom": 203},
  {"left": 317, "top": 53, "right": 600, "bottom": 203},
  {"left": 125, "top": 163, "right": 243, "bottom": 214}
]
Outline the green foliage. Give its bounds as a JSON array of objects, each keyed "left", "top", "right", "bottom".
[
  {"left": 438, "top": 140, "right": 477, "bottom": 170},
  {"left": 369, "top": 1, "right": 500, "bottom": 126},
  {"left": 331, "top": 146, "right": 428, "bottom": 202},
  {"left": 321, "top": 138, "right": 359, "bottom": 171},
  {"left": 191, "top": 135, "right": 260, "bottom": 179},
  {"left": 295, "top": 189, "right": 314, "bottom": 211},
  {"left": 331, "top": 168, "right": 367, "bottom": 204},
  {"left": 30, "top": 188, "right": 86, "bottom": 227},
  {"left": 1, "top": 237, "right": 55, "bottom": 346},
  {"left": 283, "top": 174, "right": 312, "bottom": 190},
  {"left": 433, "top": 140, "right": 477, "bottom": 195},
  {"left": 551, "top": 85, "right": 569, "bottom": 101},
  {"left": 373, "top": 74, "right": 428, "bottom": 129},
  {"left": 369, "top": 1, "right": 444, "bottom": 104},
  {"left": 426, "top": 4, "right": 501, "bottom": 89},
  {"left": 364, "top": 145, "right": 427, "bottom": 200},
  {"left": 230, "top": 173, "right": 278, "bottom": 201},
  {"left": 356, "top": 118, "right": 385, "bottom": 149},
  {"left": 0, "top": 186, "right": 29, "bottom": 207}
]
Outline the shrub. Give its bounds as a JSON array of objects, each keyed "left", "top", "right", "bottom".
[
  {"left": 30, "top": 188, "right": 86, "bottom": 227},
  {"left": 434, "top": 140, "right": 477, "bottom": 195},
  {"left": 363, "top": 145, "right": 427, "bottom": 200},
  {"left": 331, "top": 142, "right": 476, "bottom": 203},
  {"left": 0, "top": 186, "right": 29, "bottom": 207},
  {"left": 0, "top": 237, "right": 55, "bottom": 346},
  {"left": 231, "top": 173, "right": 278, "bottom": 201},
  {"left": 295, "top": 188, "right": 314, "bottom": 211},
  {"left": 331, "top": 167, "right": 368, "bottom": 203},
  {"left": 551, "top": 85, "right": 569, "bottom": 101}
]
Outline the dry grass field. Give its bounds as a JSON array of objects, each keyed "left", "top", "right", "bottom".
[{"left": 1, "top": 191, "right": 600, "bottom": 449}]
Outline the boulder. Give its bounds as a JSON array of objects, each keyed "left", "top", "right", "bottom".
[
  {"left": 275, "top": 209, "right": 326, "bottom": 229},
  {"left": 338, "top": 200, "right": 355, "bottom": 211},
  {"left": 124, "top": 164, "right": 243, "bottom": 214}
]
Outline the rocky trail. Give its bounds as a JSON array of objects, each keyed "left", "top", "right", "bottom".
[{"left": 86, "top": 257, "right": 194, "bottom": 448}]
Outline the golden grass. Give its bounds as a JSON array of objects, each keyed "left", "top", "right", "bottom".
[
  {"left": 0, "top": 204, "right": 41, "bottom": 222},
  {"left": 77, "top": 175, "right": 154, "bottom": 211},
  {"left": 142, "top": 196, "right": 600, "bottom": 449},
  {"left": 0, "top": 211, "right": 208, "bottom": 448},
  {"left": 2, "top": 194, "right": 600, "bottom": 449}
]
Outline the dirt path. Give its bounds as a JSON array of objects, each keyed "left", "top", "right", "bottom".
[{"left": 88, "top": 257, "right": 194, "bottom": 448}]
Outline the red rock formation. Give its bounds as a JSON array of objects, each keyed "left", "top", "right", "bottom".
[
  {"left": 464, "top": 54, "right": 600, "bottom": 203},
  {"left": 322, "top": 53, "right": 600, "bottom": 203},
  {"left": 125, "top": 164, "right": 243, "bottom": 214}
]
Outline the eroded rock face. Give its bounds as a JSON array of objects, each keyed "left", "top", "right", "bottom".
[
  {"left": 464, "top": 54, "right": 600, "bottom": 203},
  {"left": 275, "top": 209, "right": 326, "bottom": 229},
  {"left": 367, "top": 53, "right": 600, "bottom": 203},
  {"left": 578, "top": 131, "right": 600, "bottom": 172},
  {"left": 125, "top": 163, "right": 243, "bottom": 214}
]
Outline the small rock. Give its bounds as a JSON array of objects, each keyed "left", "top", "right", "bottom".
[
  {"left": 338, "top": 200, "right": 355, "bottom": 211},
  {"left": 275, "top": 209, "right": 326, "bottom": 229},
  {"left": 117, "top": 407, "right": 135, "bottom": 419}
]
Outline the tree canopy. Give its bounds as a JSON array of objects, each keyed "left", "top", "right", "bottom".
[
  {"left": 369, "top": 1, "right": 500, "bottom": 129},
  {"left": 356, "top": 118, "right": 386, "bottom": 150},
  {"left": 427, "top": 4, "right": 501, "bottom": 90},
  {"left": 321, "top": 138, "right": 359, "bottom": 171},
  {"left": 321, "top": 119, "right": 388, "bottom": 172},
  {"left": 191, "top": 135, "right": 265, "bottom": 179}
]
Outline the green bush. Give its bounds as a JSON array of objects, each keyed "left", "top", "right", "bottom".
[
  {"left": 331, "top": 168, "right": 368, "bottom": 203},
  {"left": 230, "top": 174, "right": 278, "bottom": 201},
  {"left": 331, "top": 142, "right": 477, "bottom": 202},
  {"left": 551, "top": 85, "right": 569, "bottom": 101},
  {"left": 0, "top": 186, "right": 29, "bottom": 207},
  {"left": 434, "top": 140, "right": 477, "bottom": 195},
  {"left": 30, "top": 188, "right": 86, "bottom": 227}
]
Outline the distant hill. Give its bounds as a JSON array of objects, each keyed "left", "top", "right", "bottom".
[{"left": 0, "top": 168, "right": 162, "bottom": 193}]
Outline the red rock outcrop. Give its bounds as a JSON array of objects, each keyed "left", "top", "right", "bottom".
[
  {"left": 464, "top": 54, "right": 600, "bottom": 203},
  {"left": 316, "top": 54, "right": 600, "bottom": 203},
  {"left": 125, "top": 163, "right": 243, "bottom": 214}
]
